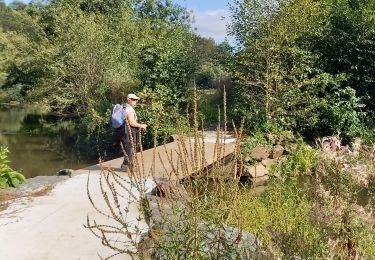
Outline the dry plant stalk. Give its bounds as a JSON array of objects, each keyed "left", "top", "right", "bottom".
[{"left": 85, "top": 87, "right": 246, "bottom": 259}]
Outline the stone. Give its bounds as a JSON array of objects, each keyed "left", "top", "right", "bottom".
[
  {"left": 56, "top": 169, "right": 74, "bottom": 177},
  {"left": 255, "top": 164, "right": 268, "bottom": 178},
  {"left": 261, "top": 158, "right": 275, "bottom": 168},
  {"left": 252, "top": 175, "right": 269, "bottom": 186},
  {"left": 139, "top": 219, "right": 270, "bottom": 259},
  {"left": 151, "top": 179, "right": 187, "bottom": 200},
  {"left": 250, "top": 145, "right": 270, "bottom": 161},
  {"left": 269, "top": 171, "right": 281, "bottom": 178},
  {"left": 243, "top": 164, "right": 268, "bottom": 178},
  {"left": 243, "top": 165, "right": 256, "bottom": 177},
  {"left": 271, "top": 145, "right": 284, "bottom": 159}
]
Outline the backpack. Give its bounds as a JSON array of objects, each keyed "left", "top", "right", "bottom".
[{"left": 110, "top": 104, "right": 124, "bottom": 128}]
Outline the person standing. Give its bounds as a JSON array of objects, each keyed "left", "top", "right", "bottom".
[{"left": 114, "top": 93, "right": 147, "bottom": 171}]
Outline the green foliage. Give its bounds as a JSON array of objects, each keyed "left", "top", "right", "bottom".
[
  {"left": 241, "top": 132, "right": 269, "bottom": 156},
  {"left": 154, "top": 193, "right": 250, "bottom": 259},
  {"left": 320, "top": 87, "right": 365, "bottom": 141},
  {"left": 230, "top": 179, "right": 326, "bottom": 258},
  {"left": 229, "top": 0, "right": 374, "bottom": 140},
  {"left": 232, "top": 140, "right": 375, "bottom": 258},
  {"left": 270, "top": 140, "right": 319, "bottom": 177},
  {"left": 0, "top": 146, "right": 25, "bottom": 188},
  {"left": 196, "top": 89, "right": 222, "bottom": 126},
  {"left": 136, "top": 88, "right": 185, "bottom": 147},
  {"left": 303, "top": 0, "right": 375, "bottom": 111},
  {"left": 0, "top": 0, "right": 203, "bottom": 150},
  {"left": 192, "top": 37, "right": 233, "bottom": 90}
]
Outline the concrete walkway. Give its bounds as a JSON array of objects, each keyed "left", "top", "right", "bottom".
[{"left": 0, "top": 134, "right": 235, "bottom": 260}]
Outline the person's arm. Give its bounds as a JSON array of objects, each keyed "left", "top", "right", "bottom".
[{"left": 127, "top": 112, "right": 147, "bottom": 129}]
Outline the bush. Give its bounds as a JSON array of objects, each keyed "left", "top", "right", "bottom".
[
  {"left": 270, "top": 140, "right": 319, "bottom": 177},
  {"left": 0, "top": 146, "right": 25, "bottom": 188},
  {"left": 229, "top": 179, "right": 326, "bottom": 258},
  {"left": 320, "top": 87, "right": 365, "bottom": 141}
]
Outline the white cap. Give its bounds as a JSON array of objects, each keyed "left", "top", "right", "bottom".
[{"left": 127, "top": 93, "right": 140, "bottom": 100}]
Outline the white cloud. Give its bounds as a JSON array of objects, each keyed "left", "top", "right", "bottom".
[{"left": 190, "top": 9, "right": 233, "bottom": 43}]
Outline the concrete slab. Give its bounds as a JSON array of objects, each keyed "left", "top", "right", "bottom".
[
  {"left": 95, "top": 139, "right": 236, "bottom": 181},
  {"left": 0, "top": 172, "right": 152, "bottom": 260}
]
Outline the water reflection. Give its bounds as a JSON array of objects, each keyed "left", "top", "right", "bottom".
[{"left": 0, "top": 106, "right": 94, "bottom": 178}]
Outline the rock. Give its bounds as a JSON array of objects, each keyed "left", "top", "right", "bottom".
[
  {"left": 243, "top": 164, "right": 268, "bottom": 178},
  {"left": 139, "top": 184, "right": 276, "bottom": 259},
  {"left": 261, "top": 158, "right": 275, "bottom": 168},
  {"left": 139, "top": 219, "right": 270, "bottom": 259},
  {"left": 255, "top": 164, "right": 268, "bottom": 177},
  {"left": 243, "top": 165, "right": 256, "bottom": 177},
  {"left": 56, "top": 169, "right": 74, "bottom": 177},
  {"left": 199, "top": 224, "right": 261, "bottom": 259},
  {"left": 151, "top": 179, "right": 188, "bottom": 200},
  {"left": 271, "top": 145, "right": 284, "bottom": 159},
  {"left": 252, "top": 175, "right": 269, "bottom": 186},
  {"left": 145, "top": 195, "right": 176, "bottom": 227},
  {"left": 251, "top": 185, "right": 266, "bottom": 195},
  {"left": 250, "top": 145, "right": 270, "bottom": 161}
]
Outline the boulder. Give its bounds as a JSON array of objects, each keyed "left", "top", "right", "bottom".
[
  {"left": 255, "top": 164, "right": 268, "bottom": 178},
  {"left": 261, "top": 158, "right": 275, "bottom": 168},
  {"left": 243, "top": 164, "right": 268, "bottom": 178},
  {"left": 243, "top": 165, "right": 256, "bottom": 177},
  {"left": 250, "top": 145, "right": 270, "bottom": 161},
  {"left": 271, "top": 145, "right": 284, "bottom": 159},
  {"left": 138, "top": 220, "right": 270, "bottom": 260},
  {"left": 252, "top": 175, "right": 269, "bottom": 186}
]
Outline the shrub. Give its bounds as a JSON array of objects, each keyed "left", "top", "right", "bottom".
[
  {"left": 270, "top": 140, "right": 319, "bottom": 177},
  {"left": 229, "top": 179, "right": 327, "bottom": 258},
  {"left": 0, "top": 146, "right": 25, "bottom": 188}
]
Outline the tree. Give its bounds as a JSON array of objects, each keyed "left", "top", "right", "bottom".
[{"left": 228, "top": 0, "right": 369, "bottom": 139}]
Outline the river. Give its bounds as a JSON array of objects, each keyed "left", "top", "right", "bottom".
[{"left": 0, "top": 105, "right": 95, "bottom": 178}]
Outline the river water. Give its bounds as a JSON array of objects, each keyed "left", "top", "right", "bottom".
[{"left": 0, "top": 105, "right": 95, "bottom": 178}]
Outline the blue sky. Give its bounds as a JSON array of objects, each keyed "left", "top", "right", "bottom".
[{"left": 4, "top": 0, "right": 232, "bottom": 43}]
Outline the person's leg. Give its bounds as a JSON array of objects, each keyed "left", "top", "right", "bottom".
[
  {"left": 124, "top": 128, "right": 138, "bottom": 169},
  {"left": 115, "top": 125, "right": 129, "bottom": 166},
  {"left": 124, "top": 139, "right": 133, "bottom": 166}
]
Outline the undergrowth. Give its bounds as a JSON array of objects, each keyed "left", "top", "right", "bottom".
[{"left": 0, "top": 146, "right": 25, "bottom": 188}]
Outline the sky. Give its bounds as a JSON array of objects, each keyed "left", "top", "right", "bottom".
[
  {"left": 4, "top": 0, "right": 232, "bottom": 43},
  {"left": 175, "top": 0, "right": 232, "bottom": 43}
]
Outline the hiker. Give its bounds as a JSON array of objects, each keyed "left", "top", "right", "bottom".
[{"left": 114, "top": 93, "right": 147, "bottom": 171}]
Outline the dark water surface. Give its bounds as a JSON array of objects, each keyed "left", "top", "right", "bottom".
[{"left": 0, "top": 106, "right": 95, "bottom": 178}]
